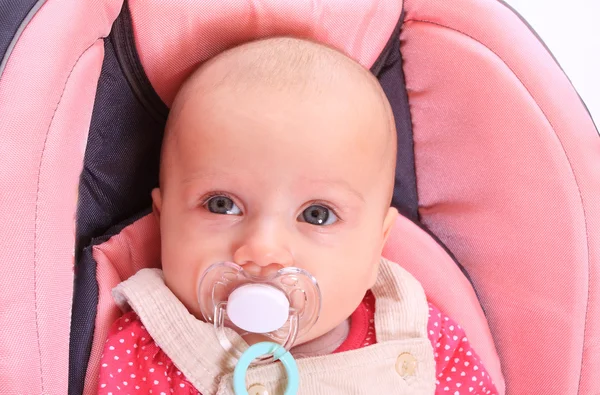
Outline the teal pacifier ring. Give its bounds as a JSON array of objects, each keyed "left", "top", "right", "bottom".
[{"left": 233, "top": 342, "right": 299, "bottom": 395}]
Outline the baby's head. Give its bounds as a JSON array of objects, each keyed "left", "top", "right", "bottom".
[{"left": 152, "top": 37, "right": 398, "bottom": 344}]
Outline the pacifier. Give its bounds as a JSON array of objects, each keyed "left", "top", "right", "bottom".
[{"left": 197, "top": 262, "right": 321, "bottom": 362}]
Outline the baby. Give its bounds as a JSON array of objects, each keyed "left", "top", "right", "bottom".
[{"left": 98, "top": 37, "right": 498, "bottom": 394}]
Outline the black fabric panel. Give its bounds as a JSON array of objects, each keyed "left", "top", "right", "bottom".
[
  {"left": 69, "top": 18, "right": 166, "bottom": 393},
  {"left": 74, "top": 39, "right": 165, "bottom": 251},
  {"left": 0, "top": 0, "right": 40, "bottom": 65},
  {"left": 111, "top": 0, "right": 169, "bottom": 122},
  {"left": 371, "top": 13, "right": 419, "bottom": 222}
]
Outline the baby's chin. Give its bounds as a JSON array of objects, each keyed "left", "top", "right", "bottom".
[
  {"left": 240, "top": 332, "right": 272, "bottom": 346},
  {"left": 240, "top": 331, "right": 317, "bottom": 349}
]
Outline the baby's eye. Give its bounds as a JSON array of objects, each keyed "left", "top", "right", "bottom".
[
  {"left": 205, "top": 195, "right": 242, "bottom": 215},
  {"left": 298, "top": 205, "right": 338, "bottom": 226}
]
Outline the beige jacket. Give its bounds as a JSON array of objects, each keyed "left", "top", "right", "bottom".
[{"left": 113, "top": 258, "right": 436, "bottom": 394}]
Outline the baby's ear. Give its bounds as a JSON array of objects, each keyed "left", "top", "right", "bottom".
[
  {"left": 381, "top": 206, "right": 399, "bottom": 246},
  {"left": 151, "top": 188, "right": 162, "bottom": 219}
]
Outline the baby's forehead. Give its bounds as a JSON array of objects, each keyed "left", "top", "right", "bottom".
[
  {"left": 174, "top": 38, "right": 380, "bottom": 109},
  {"left": 162, "top": 38, "right": 395, "bottom": 192}
]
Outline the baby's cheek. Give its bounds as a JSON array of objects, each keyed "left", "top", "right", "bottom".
[
  {"left": 342, "top": 249, "right": 379, "bottom": 287},
  {"left": 161, "top": 253, "right": 206, "bottom": 319},
  {"left": 163, "top": 267, "right": 195, "bottom": 311},
  {"left": 315, "top": 275, "right": 365, "bottom": 332}
]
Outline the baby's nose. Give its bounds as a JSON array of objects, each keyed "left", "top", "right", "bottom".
[
  {"left": 232, "top": 230, "right": 294, "bottom": 277},
  {"left": 240, "top": 262, "right": 284, "bottom": 278}
]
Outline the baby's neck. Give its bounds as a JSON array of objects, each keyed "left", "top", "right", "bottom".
[
  {"left": 290, "top": 318, "right": 350, "bottom": 358},
  {"left": 239, "top": 318, "right": 350, "bottom": 358}
]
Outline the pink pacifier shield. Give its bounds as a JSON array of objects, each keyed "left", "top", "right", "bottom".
[{"left": 227, "top": 284, "right": 290, "bottom": 333}]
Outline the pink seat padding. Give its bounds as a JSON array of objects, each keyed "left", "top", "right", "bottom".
[
  {"left": 127, "top": 0, "right": 403, "bottom": 106},
  {"left": 83, "top": 214, "right": 161, "bottom": 395},
  {"left": 383, "top": 215, "right": 504, "bottom": 391},
  {"left": 85, "top": 214, "right": 502, "bottom": 393},
  {"left": 401, "top": 0, "right": 600, "bottom": 393},
  {"left": 0, "top": 0, "right": 121, "bottom": 393}
]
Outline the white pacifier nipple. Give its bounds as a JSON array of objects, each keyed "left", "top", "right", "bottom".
[
  {"left": 227, "top": 284, "right": 290, "bottom": 333},
  {"left": 197, "top": 262, "right": 321, "bottom": 361}
]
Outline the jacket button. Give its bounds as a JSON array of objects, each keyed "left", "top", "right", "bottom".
[
  {"left": 247, "top": 383, "right": 269, "bottom": 395},
  {"left": 396, "top": 352, "right": 417, "bottom": 377}
]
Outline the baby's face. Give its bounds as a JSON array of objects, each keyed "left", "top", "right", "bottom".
[{"left": 153, "top": 67, "right": 397, "bottom": 344}]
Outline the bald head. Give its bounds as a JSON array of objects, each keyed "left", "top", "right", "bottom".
[
  {"left": 161, "top": 37, "right": 397, "bottom": 204},
  {"left": 172, "top": 37, "right": 383, "bottom": 113}
]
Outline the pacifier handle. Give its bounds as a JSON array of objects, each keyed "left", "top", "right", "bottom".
[{"left": 233, "top": 342, "right": 299, "bottom": 395}]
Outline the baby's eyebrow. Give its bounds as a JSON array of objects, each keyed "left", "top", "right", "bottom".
[
  {"left": 180, "top": 170, "right": 239, "bottom": 185},
  {"left": 305, "top": 178, "right": 365, "bottom": 203},
  {"left": 180, "top": 172, "right": 365, "bottom": 202},
  {"left": 178, "top": 171, "right": 243, "bottom": 200}
]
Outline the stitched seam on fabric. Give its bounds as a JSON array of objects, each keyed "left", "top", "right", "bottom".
[
  {"left": 34, "top": 40, "right": 99, "bottom": 393},
  {"left": 403, "top": 18, "right": 592, "bottom": 391}
]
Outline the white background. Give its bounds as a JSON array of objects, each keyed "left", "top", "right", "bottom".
[{"left": 503, "top": 0, "right": 599, "bottom": 125}]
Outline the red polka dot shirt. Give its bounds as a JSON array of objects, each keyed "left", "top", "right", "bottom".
[{"left": 98, "top": 291, "right": 498, "bottom": 394}]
